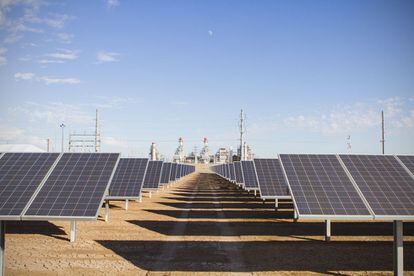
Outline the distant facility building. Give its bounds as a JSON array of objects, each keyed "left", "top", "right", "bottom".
[
  {"left": 199, "top": 137, "right": 212, "bottom": 164},
  {"left": 172, "top": 137, "right": 185, "bottom": 163},
  {"left": 149, "top": 142, "right": 160, "bottom": 161},
  {"left": 215, "top": 147, "right": 230, "bottom": 163},
  {"left": 238, "top": 143, "right": 255, "bottom": 161}
]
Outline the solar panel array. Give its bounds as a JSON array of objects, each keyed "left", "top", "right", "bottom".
[
  {"left": 234, "top": 161, "right": 244, "bottom": 184},
  {"left": 339, "top": 155, "right": 414, "bottom": 218},
  {"left": 0, "top": 153, "right": 60, "bottom": 219},
  {"left": 175, "top": 164, "right": 182, "bottom": 180},
  {"left": 170, "top": 163, "right": 177, "bottom": 182},
  {"left": 241, "top": 161, "right": 259, "bottom": 190},
  {"left": 107, "top": 158, "right": 148, "bottom": 199},
  {"left": 229, "top": 163, "right": 236, "bottom": 182},
  {"left": 160, "top": 162, "right": 172, "bottom": 184},
  {"left": 142, "top": 161, "right": 163, "bottom": 190},
  {"left": 24, "top": 153, "right": 120, "bottom": 219},
  {"left": 254, "top": 158, "right": 290, "bottom": 199},
  {"left": 279, "top": 154, "right": 371, "bottom": 218}
]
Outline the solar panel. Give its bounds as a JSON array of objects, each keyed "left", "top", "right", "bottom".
[
  {"left": 229, "top": 163, "right": 236, "bottom": 182},
  {"left": 142, "top": 161, "right": 163, "bottom": 189},
  {"left": 241, "top": 161, "right": 259, "bottom": 190},
  {"left": 24, "top": 153, "right": 120, "bottom": 220},
  {"left": 175, "top": 164, "right": 182, "bottom": 180},
  {"left": 396, "top": 155, "right": 414, "bottom": 176},
  {"left": 234, "top": 161, "right": 244, "bottom": 184},
  {"left": 107, "top": 158, "right": 148, "bottom": 199},
  {"left": 279, "top": 154, "right": 372, "bottom": 219},
  {"left": 0, "top": 153, "right": 60, "bottom": 220},
  {"left": 170, "top": 163, "right": 177, "bottom": 182},
  {"left": 339, "top": 155, "right": 414, "bottom": 219},
  {"left": 254, "top": 158, "right": 290, "bottom": 199},
  {"left": 160, "top": 162, "right": 172, "bottom": 184}
]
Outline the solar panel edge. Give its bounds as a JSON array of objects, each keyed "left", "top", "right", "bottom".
[
  {"left": 251, "top": 160, "right": 261, "bottom": 194},
  {"left": 20, "top": 152, "right": 64, "bottom": 219},
  {"left": 394, "top": 155, "right": 414, "bottom": 180}
]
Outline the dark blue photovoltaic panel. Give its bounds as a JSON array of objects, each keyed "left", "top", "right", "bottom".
[
  {"left": 142, "top": 161, "right": 163, "bottom": 189},
  {"left": 0, "top": 153, "right": 60, "bottom": 219},
  {"left": 229, "top": 163, "right": 235, "bottom": 181},
  {"left": 397, "top": 155, "right": 414, "bottom": 176},
  {"left": 340, "top": 155, "right": 414, "bottom": 218},
  {"left": 280, "top": 154, "right": 371, "bottom": 217},
  {"left": 175, "top": 164, "right": 182, "bottom": 180},
  {"left": 108, "top": 158, "right": 148, "bottom": 198},
  {"left": 241, "top": 161, "right": 259, "bottom": 189},
  {"left": 170, "top": 163, "right": 177, "bottom": 182},
  {"left": 254, "top": 159, "right": 289, "bottom": 198},
  {"left": 24, "top": 153, "right": 119, "bottom": 218},
  {"left": 160, "top": 162, "right": 172, "bottom": 184},
  {"left": 234, "top": 162, "right": 244, "bottom": 184}
]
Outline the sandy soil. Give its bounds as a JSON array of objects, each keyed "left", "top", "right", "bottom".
[{"left": 4, "top": 166, "right": 414, "bottom": 275}]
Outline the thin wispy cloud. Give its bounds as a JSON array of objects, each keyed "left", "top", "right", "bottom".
[
  {"left": 14, "top": 72, "right": 80, "bottom": 85},
  {"left": 0, "top": 47, "right": 7, "bottom": 65},
  {"left": 171, "top": 101, "right": 189, "bottom": 106},
  {"left": 96, "top": 50, "right": 120, "bottom": 63},
  {"left": 14, "top": 72, "right": 35, "bottom": 81},
  {"left": 57, "top": 32, "right": 74, "bottom": 44},
  {"left": 46, "top": 49, "right": 78, "bottom": 60},
  {"left": 208, "top": 30, "right": 213, "bottom": 36},
  {"left": 1, "top": 1, "right": 72, "bottom": 44},
  {"left": 106, "top": 0, "right": 120, "bottom": 9}
]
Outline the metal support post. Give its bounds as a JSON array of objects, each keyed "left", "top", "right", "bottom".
[
  {"left": 70, "top": 220, "right": 76, "bottom": 243},
  {"left": 149, "top": 191, "right": 152, "bottom": 198},
  {"left": 393, "top": 220, "right": 403, "bottom": 276},
  {"left": 293, "top": 209, "right": 298, "bottom": 222},
  {"left": 325, "top": 220, "right": 331, "bottom": 242},
  {"left": 275, "top": 199, "right": 279, "bottom": 209},
  {"left": 125, "top": 199, "right": 129, "bottom": 211},
  {"left": 105, "top": 200, "right": 109, "bottom": 222},
  {"left": 0, "top": 221, "right": 5, "bottom": 276}
]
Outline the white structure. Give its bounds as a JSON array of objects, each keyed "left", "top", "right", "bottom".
[
  {"left": 173, "top": 137, "right": 185, "bottom": 163},
  {"left": 215, "top": 147, "right": 229, "bottom": 164},
  {"left": 199, "top": 137, "right": 211, "bottom": 164},
  {"left": 149, "top": 142, "right": 160, "bottom": 161},
  {"left": 0, "top": 144, "right": 45, "bottom": 152}
]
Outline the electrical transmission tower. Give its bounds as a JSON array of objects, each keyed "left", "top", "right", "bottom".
[{"left": 69, "top": 109, "right": 101, "bottom": 152}]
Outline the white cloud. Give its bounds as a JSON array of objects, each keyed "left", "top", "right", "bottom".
[
  {"left": 1, "top": 1, "right": 73, "bottom": 44},
  {"left": 38, "top": 59, "right": 65, "bottom": 64},
  {"left": 0, "top": 47, "right": 6, "bottom": 65},
  {"left": 208, "top": 30, "right": 213, "bottom": 36},
  {"left": 13, "top": 72, "right": 80, "bottom": 85},
  {"left": 96, "top": 50, "right": 120, "bottom": 63},
  {"left": 106, "top": 0, "right": 120, "bottom": 9},
  {"left": 91, "top": 96, "right": 142, "bottom": 109},
  {"left": 39, "top": 76, "right": 80, "bottom": 85},
  {"left": 283, "top": 97, "right": 414, "bottom": 135},
  {"left": 9, "top": 102, "right": 94, "bottom": 125},
  {"left": 57, "top": 32, "right": 73, "bottom": 44},
  {"left": 14, "top": 72, "right": 35, "bottom": 80},
  {"left": 44, "top": 49, "right": 79, "bottom": 62}
]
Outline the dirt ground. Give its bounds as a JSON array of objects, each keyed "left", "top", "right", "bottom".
[{"left": 4, "top": 166, "right": 414, "bottom": 275}]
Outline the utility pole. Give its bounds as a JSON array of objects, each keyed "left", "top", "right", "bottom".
[
  {"left": 95, "top": 109, "right": 100, "bottom": 152},
  {"left": 239, "top": 109, "right": 245, "bottom": 161},
  {"left": 60, "top": 123, "right": 66, "bottom": 152},
  {"left": 346, "top": 135, "right": 352, "bottom": 153},
  {"left": 381, "top": 110, "right": 385, "bottom": 154},
  {"left": 46, "top": 138, "right": 50, "bottom": 152}
]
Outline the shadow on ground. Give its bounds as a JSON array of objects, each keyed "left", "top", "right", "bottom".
[{"left": 96, "top": 239, "right": 414, "bottom": 273}]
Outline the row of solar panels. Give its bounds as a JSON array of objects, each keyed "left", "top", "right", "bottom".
[
  {"left": 211, "top": 155, "right": 414, "bottom": 221},
  {"left": 0, "top": 152, "right": 195, "bottom": 221}
]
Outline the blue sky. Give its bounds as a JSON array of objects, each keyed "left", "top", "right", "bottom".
[{"left": 0, "top": 0, "right": 413, "bottom": 158}]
